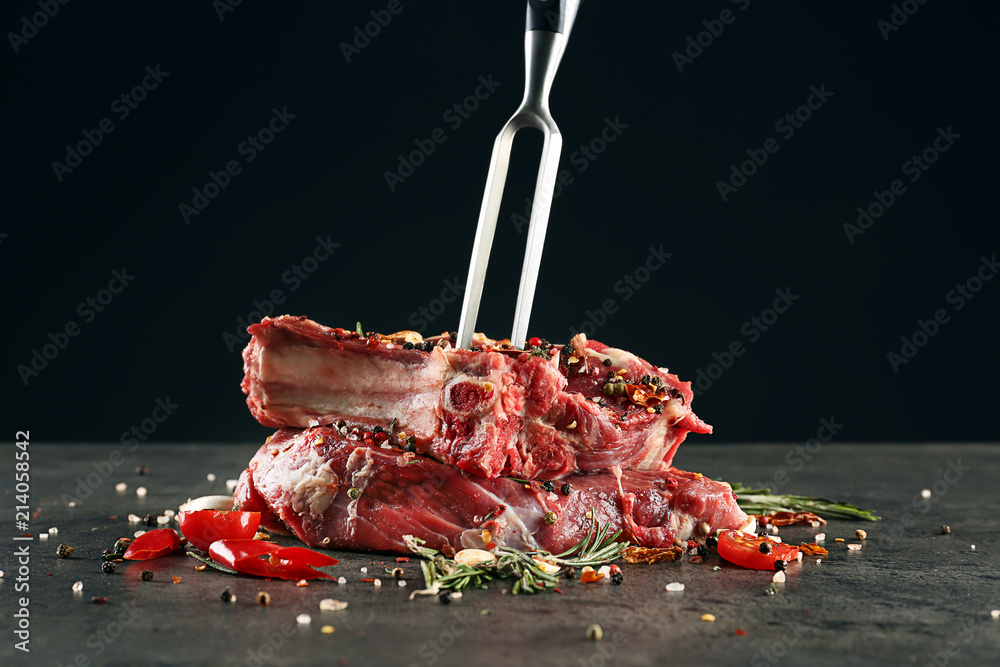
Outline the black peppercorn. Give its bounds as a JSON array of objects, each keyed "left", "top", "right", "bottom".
[
  {"left": 541, "top": 481, "right": 555, "bottom": 493},
  {"left": 102, "top": 561, "right": 117, "bottom": 574},
  {"left": 705, "top": 536, "right": 718, "bottom": 549},
  {"left": 697, "top": 545, "right": 708, "bottom": 558},
  {"left": 611, "top": 571, "right": 624, "bottom": 585},
  {"left": 141, "top": 570, "right": 154, "bottom": 582},
  {"left": 404, "top": 443, "right": 416, "bottom": 453},
  {"left": 402, "top": 342, "right": 415, "bottom": 350},
  {"left": 774, "top": 560, "right": 788, "bottom": 572},
  {"left": 438, "top": 590, "right": 453, "bottom": 605},
  {"left": 56, "top": 544, "right": 74, "bottom": 558},
  {"left": 220, "top": 587, "right": 234, "bottom": 602},
  {"left": 560, "top": 483, "right": 573, "bottom": 496},
  {"left": 142, "top": 513, "right": 156, "bottom": 527},
  {"left": 257, "top": 591, "right": 271, "bottom": 606},
  {"left": 603, "top": 359, "right": 612, "bottom": 367},
  {"left": 759, "top": 542, "right": 772, "bottom": 555},
  {"left": 135, "top": 465, "right": 149, "bottom": 475}
]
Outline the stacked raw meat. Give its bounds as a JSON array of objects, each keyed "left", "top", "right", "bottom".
[{"left": 234, "top": 316, "right": 751, "bottom": 554}]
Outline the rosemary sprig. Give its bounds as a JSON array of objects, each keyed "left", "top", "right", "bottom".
[
  {"left": 727, "top": 482, "right": 881, "bottom": 522},
  {"left": 403, "top": 512, "right": 630, "bottom": 596}
]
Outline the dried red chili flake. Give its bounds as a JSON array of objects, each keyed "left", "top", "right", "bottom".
[
  {"left": 359, "top": 578, "right": 375, "bottom": 583},
  {"left": 554, "top": 588, "right": 563, "bottom": 594},
  {"left": 92, "top": 597, "right": 108, "bottom": 604},
  {"left": 735, "top": 629, "right": 748, "bottom": 636},
  {"left": 396, "top": 557, "right": 410, "bottom": 563}
]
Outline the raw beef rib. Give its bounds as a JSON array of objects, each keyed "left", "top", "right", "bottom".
[
  {"left": 233, "top": 427, "right": 752, "bottom": 555},
  {"left": 242, "top": 316, "right": 711, "bottom": 480}
]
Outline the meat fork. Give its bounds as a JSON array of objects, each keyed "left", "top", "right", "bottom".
[{"left": 456, "top": 0, "right": 580, "bottom": 349}]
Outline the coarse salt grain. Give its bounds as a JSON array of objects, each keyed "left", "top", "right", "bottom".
[
  {"left": 360, "top": 567, "right": 368, "bottom": 573},
  {"left": 991, "top": 610, "right": 1000, "bottom": 620},
  {"left": 921, "top": 489, "right": 931, "bottom": 499},
  {"left": 815, "top": 533, "right": 826, "bottom": 542},
  {"left": 773, "top": 571, "right": 786, "bottom": 583},
  {"left": 398, "top": 580, "right": 407, "bottom": 587},
  {"left": 665, "top": 582, "right": 685, "bottom": 593},
  {"left": 225, "top": 479, "right": 238, "bottom": 491},
  {"left": 319, "top": 599, "right": 348, "bottom": 611},
  {"left": 136, "top": 487, "right": 147, "bottom": 497},
  {"left": 206, "top": 473, "right": 216, "bottom": 482},
  {"left": 847, "top": 543, "right": 863, "bottom": 551},
  {"left": 48, "top": 527, "right": 58, "bottom": 535},
  {"left": 72, "top": 581, "right": 83, "bottom": 592},
  {"left": 971, "top": 545, "right": 976, "bottom": 551},
  {"left": 40, "top": 533, "right": 49, "bottom": 540},
  {"left": 373, "top": 578, "right": 382, "bottom": 587},
  {"left": 337, "top": 577, "right": 347, "bottom": 585},
  {"left": 157, "top": 515, "right": 170, "bottom": 525},
  {"left": 0, "top": 570, "right": 4, "bottom": 578},
  {"left": 816, "top": 559, "right": 822, "bottom": 564},
  {"left": 297, "top": 614, "right": 312, "bottom": 624},
  {"left": 134, "top": 530, "right": 146, "bottom": 538},
  {"left": 67, "top": 501, "right": 77, "bottom": 508},
  {"left": 115, "top": 482, "right": 127, "bottom": 492},
  {"left": 128, "top": 514, "right": 141, "bottom": 523},
  {"left": 163, "top": 509, "right": 175, "bottom": 518}
]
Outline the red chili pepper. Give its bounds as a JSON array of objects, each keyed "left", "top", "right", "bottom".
[
  {"left": 178, "top": 510, "right": 261, "bottom": 552},
  {"left": 123, "top": 529, "right": 182, "bottom": 560},
  {"left": 208, "top": 539, "right": 339, "bottom": 580}
]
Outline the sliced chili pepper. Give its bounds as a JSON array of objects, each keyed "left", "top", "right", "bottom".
[
  {"left": 178, "top": 510, "right": 261, "bottom": 552},
  {"left": 123, "top": 529, "right": 182, "bottom": 560},
  {"left": 208, "top": 539, "right": 339, "bottom": 580}
]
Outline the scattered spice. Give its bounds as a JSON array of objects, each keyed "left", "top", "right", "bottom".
[
  {"left": 855, "top": 529, "right": 868, "bottom": 540},
  {"left": 220, "top": 587, "right": 234, "bottom": 602},
  {"left": 701, "top": 614, "right": 716, "bottom": 622},
  {"left": 115, "top": 482, "right": 127, "bottom": 492},
  {"left": 773, "top": 560, "right": 788, "bottom": 572},
  {"left": 587, "top": 624, "right": 604, "bottom": 641},
  {"left": 136, "top": 487, "right": 147, "bottom": 497},
  {"left": 92, "top": 597, "right": 108, "bottom": 604},
  {"left": 297, "top": 614, "right": 312, "bottom": 625},
  {"left": 320, "top": 599, "right": 348, "bottom": 611},
  {"left": 623, "top": 546, "right": 682, "bottom": 564},
  {"left": 257, "top": 591, "right": 271, "bottom": 606},
  {"left": 141, "top": 570, "right": 154, "bottom": 581},
  {"left": 758, "top": 542, "right": 772, "bottom": 555},
  {"left": 72, "top": 581, "right": 83, "bottom": 592},
  {"left": 773, "top": 571, "right": 786, "bottom": 583},
  {"left": 940, "top": 525, "right": 951, "bottom": 535},
  {"left": 296, "top": 580, "right": 309, "bottom": 587},
  {"left": 834, "top": 538, "right": 845, "bottom": 543},
  {"left": 136, "top": 465, "right": 149, "bottom": 475},
  {"left": 611, "top": 571, "right": 624, "bottom": 585},
  {"left": 541, "top": 480, "right": 555, "bottom": 493},
  {"left": 102, "top": 561, "right": 116, "bottom": 574},
  {"left": 55, "top": 544, "right": 75, "bottom": 558},
  {"left": 172, "top": 576, "right": 182, "bottom": 584},
  {"left": 347, "top": 487, "right": 361, "bottom": 500},
  {"left": 665, "top": 582, "right": 685, "bottom": 592},
  {"left": 195, "top": 564, "right": 207, "bottom": 571},
  {"left": 438, "top": 590, "right": 453, "bottom": 605},
  {"left": 735, "top": 629, "right": 748, "bottom": 636},
  {"left": 321, "top": 625, "right": 335, "bottom": 635},
  {"left": 543, "top": 511, "right": 558, "bottom": 526},
  {"left": 142, "top": 514, "right": 156, "bottom": 527},
  {"left": 847, "top": 543, "right": 863, "bottom": 551},
  {"left": 560, "top": 483, "right": 573, "bottom": 496},
  {"left": 391, "top": 568, "right": 405, "bottom": 579}
]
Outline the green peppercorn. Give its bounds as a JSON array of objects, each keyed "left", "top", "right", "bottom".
[
  {"left": 56, "top": 544, "right": 74, "bottom": 558},
  {"left": 560, "top": 483, "right": 572, "bottom": 496},
  {"left": 141, "top": 570, "right": 154, "bottom": 581},
  {"left": 614, "top": 383, "right": 626, "bottom": 397},
  {"left": 102, "top": 561, "right": 116, "bottom": 574},
  {"left": 602, "top": 382, "right": 615, "bottom": 397},
  {"left": 543, "top": 511, "right": 558, "bottom": 526},
  {"left": 347, "top": 487, "right": 361, "bottom": 500}
]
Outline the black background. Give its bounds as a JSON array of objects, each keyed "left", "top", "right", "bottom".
[{"left": 5, "top": 1, "right": 998, "bottom": 447}]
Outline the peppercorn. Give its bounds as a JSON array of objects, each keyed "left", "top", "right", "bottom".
[
  {"left": 560, "top": 483, "right": 572, "bottom": 496},
  {"left": 347, "top": 487, "right": 361, "bottom": 500},
  {"left": 56, "top": 544, "right": 74, "bottom": 558},
  {"left": 102, "top": 561, "right": 116, "bottom": 574},
  {"left": 470, "top": 346, "right": 482, "bottom": 352},
  {"left": 142, "top": 513, "right": 156, "bottom": 527},
  {"left": 940, "top": 525, "right": 951, "bottom": 535},
  {"left": 141, "top": 570, "right": 154, "bottom": 582},
  {"left": 438, "top": 590, "right": 453, "bottom": 605},
  {"left": 759, "top": 542, "right": 772, "bottom": 555},
  {"left": 135, "top": 465, "right": 149, "bottom": 475},
  {"left": 697, "top": 545, "right": 708, "bottom": 558},
  {"left": 220, "top": 587, "right": 234, "bottom": 603},
  {"left": 392, "top": 568, "right": 404, "bottom": 579},
  {"left": 407, "top": 435, "right": 417, "bottom": 445},
  {"left": 543, "top": 511, "right": 558, "bottom": 526},
  {"left": 372, "top": 425, "right": 384, "bottom": 434},
  {"left": 774, "top": 560, "right": 788, "bottom": 572},
  {"left": 602, "top": 383, "right": 615, "bottom": 397},
  {"left": 113, "top": 538, "right": 132, "bottom": 554},
  {"left": 257, "top": 591, "right": 271, "bottom": 606},
  {"left": 402, "top": 342, "right": 415, "bottom": 350},
  {"left": 614, "top": 383, "right": 626, "bottom": 397},
  {"left": 603, "top": 359, "right": 612, "bottom": 367},
  {"left": 705, "top": 536, "right": 718, "bottom": 549},
  {"left": 653, "top": 404, "right": 664, "bottom": 414},
  {"left": 403, "top": 443, "right": 416, "bottom": 453},
  {"left": 611, "top": 571, "right": 624, "bottom": 585},
  {"left": 541, "top": 481, "right": 555, "bottom": 493}
]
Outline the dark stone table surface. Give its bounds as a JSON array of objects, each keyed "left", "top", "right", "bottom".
[{"left": 2, "top": 443, "right": 998, "bottom": 667}]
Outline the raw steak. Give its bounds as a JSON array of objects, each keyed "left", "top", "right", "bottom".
[
  {"left": 242, "top": 316, "right": 711, "bottom": 480},
  {"left": 233, "top": 427, "right": 752, "bottom": 555}
]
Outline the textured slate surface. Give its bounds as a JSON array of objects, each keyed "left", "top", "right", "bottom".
[{"left": 2, "top": 443, "right": 998, "bottom": 666}]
